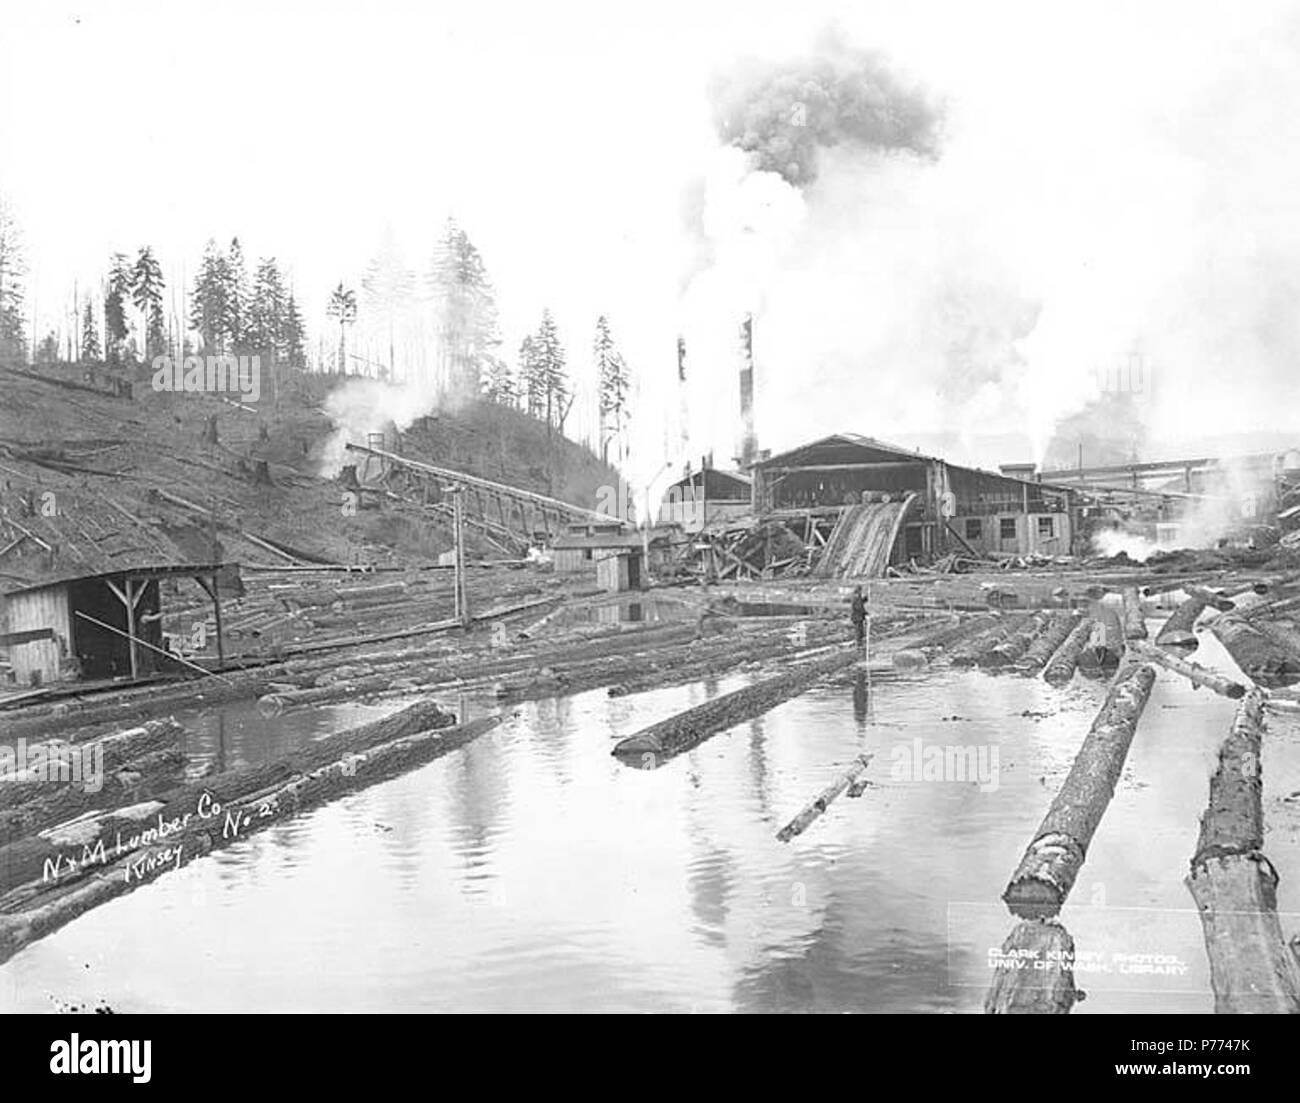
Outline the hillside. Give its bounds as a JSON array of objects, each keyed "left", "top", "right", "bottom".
[{"left": 0, "top": 362, "right": 623, "bottom": 591}]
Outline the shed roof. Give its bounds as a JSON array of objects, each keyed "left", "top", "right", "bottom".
[
  {"left": 552, "top": 532, "right": 667, "bottom": 550},
  {"left": 3, "top": 562, "right": 234, "bottom": 598},
  {"left": 754, "top": 433, "right": 938, "bottom": 470},
  {"left": 754, "top": 431, "right": 1081, "bottom": 496}
]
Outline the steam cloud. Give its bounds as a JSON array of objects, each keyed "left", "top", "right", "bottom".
[{"left": 667, "top": 12, "right": 1300, "bottom": 505}]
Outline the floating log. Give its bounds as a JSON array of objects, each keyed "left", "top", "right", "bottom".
[
  {"left": 948, "top": 615, "right": 1028, "bottom": 668},
  {"left": 0, "top": 723, "right": 187, "bottom": 847},
  {"left": 984, "top": 919, "right": 1082, "bottom": 1015},
  {"left": 1251, "top": 618, "right": 1300, "bottom": 665},
  {"left": 1076, "top": 605, "right": 1123, "bottom": 676},
  {"left": 611, "top": 648, "right": 861, "bottom": 766},
  {"left": 910, "top": 614, "right": 997, "bottom": 654},
  {"left": 1121, "top": 587, "right": 1148, "bottom": 640},
  {"left": 0, "top": 718, "right": 183, "bottom": 811},
  {"left": 0, "top": 697, "right": 457, "bottom": 898},
  {"left": 1042, "top": 617, "right": 1094, "bottom": 686},
  {"left": 1015, "top": 612, "right": 1079, "bottom": 674},
  {"left": 257, "top": 675, "right": 396, "bottom": 714},
  {"left": 1185, "top": 584, "right": 1236, "bottom": 613},
  {"left": 1242, "top": 594, "right": 1300, "bottom": 621},
  {"left": 1155, "top": 597, "right": 1207, "bottom": 650},
  {"left": 1210, "top": 614, "right": 1300, "bottom": 687},
  {"left": 1003, "top": 661, "right": 1158, "bottom": 919},
  {"left": 0, "top": 714, "right": 501, "bottom": 968},
  {"left": 1130, "top": 640, "right": 1246, "bottom": 699},
  {"left": 776, "top": 754, "right": 873, "bottom": 842},
  {"left": 1186, "top": 690, "right": 1300, "bottom": 1013},
  {"left": 981, "top": 612, "right": 1053, "bottom": 670}
]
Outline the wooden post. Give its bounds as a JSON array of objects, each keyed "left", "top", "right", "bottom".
[
  {"left": 453, "top": 486, "right": 469, "bottom": 627},
  {"left": 195, "top": 571, "right": 225, "bottom": 670}
]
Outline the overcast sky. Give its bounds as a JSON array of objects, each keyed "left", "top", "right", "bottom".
[{"left": 3, "top": 0, "right": 1299, "bottom": 487}]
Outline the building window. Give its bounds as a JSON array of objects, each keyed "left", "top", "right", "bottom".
[
  {"left": 1037, "top": 516, "right": 1054, "bottom": 538},
  {"left": 964, "top": 518, "right": 982, "bottom": 540},
  {"left": 583, "top": 548, "right": 593, "bottom": 560},
  {"left": 1000, "top": 517, "right": 1017, "bottom": 540}
]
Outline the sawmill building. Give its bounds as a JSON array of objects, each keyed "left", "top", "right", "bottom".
[{"left": 749, "top": 433, "right": 1079, "bottom": 572}]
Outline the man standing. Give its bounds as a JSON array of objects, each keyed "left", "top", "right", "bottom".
[{"left": 850, "top": 585, "right": 867, "bottom": 650}]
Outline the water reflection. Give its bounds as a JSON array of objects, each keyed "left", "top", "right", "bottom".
[{"left": 2, "top": 632, "right": 1289, "bottom": 1013}]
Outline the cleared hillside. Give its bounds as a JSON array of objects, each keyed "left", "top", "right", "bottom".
[{"left": 0, "top": 362, "right": 624, "bottom": 590}]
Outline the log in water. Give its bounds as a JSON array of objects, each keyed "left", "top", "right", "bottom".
[
  {"left": 1121, "top": 587, "right": 1148, "bottom": 640},
  {"left": 1186, "top": 690, "right": 1300, "bottom": 1013},
  {"left": 948, "top": 615, "right": 1028, "bottom": 668},
  {"left": 0, "top": 697, "right": 457, "bottom": 898},
  {"left": 1210, "top": 614, "right": 1300, "bottom": 687},
  {"left": 1002, "top": 661, "right": 1158, "bottom": 919},
  {"left": 1076, "top": 605, "right": 1123, "bottom": 676},
  {"left": 775, "top": 754, "right": 873, "bottom": 842},
  {"left": 1042, "top": 618, "right": 1094, "bottom": 687},
  {"left": 1131, "top": 640, "right": 1246, "bottom": 699},
  {"left": 984, "top": 919, "right": 1082, "bottom": 1014},
  {"left": 980, "top": 612, "right": 1053, "bottom": 670},
  {"left": 1015, "top": 612, "right": 1079, "bottom": 674},
  {"left": 611, "top": 647, "right": 862, "bottom": 766},
  {"left": 0, "top": 714, "right": 501, "bottom": 969},
  {"left": 1155, "top": 596, "right": 1206, "bottom": 650}
]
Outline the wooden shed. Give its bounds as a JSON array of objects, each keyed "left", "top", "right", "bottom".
[{"left": 1, "top": 563, "right": 237, "bottom": 687}]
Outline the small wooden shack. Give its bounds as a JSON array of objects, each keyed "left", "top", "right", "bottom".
[
  {"left": 1, "top": 563, "right": 238, "bottom": 687},
  {"left": 658, "top": 468, "right": 752, "bottom": 533},
  {"left": 551, "top": 523, "right": 671, "bottom": 590}
]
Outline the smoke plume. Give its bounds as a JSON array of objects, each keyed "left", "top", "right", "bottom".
[{"left": 710, "top": 28, "right": 942, "bottom": 188}]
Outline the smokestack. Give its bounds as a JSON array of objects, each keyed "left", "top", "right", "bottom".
[
  {"left": 738, "top": 314, "right": 757, "bottom": 469},
  {"left": 677, "top": 335, "right": 689, "bottom": 456}
]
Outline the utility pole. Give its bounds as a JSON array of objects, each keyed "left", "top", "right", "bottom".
[{"left": 451, "top": 484, "right": 470, "bottom": 627}]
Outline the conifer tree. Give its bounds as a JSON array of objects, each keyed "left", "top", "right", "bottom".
[
  {"left": 130, "top": 246, "right": 166, "bottom": 359},
  {"left": 427, "top": 218, "right": 502, "bottom": 400},
  {"left": 0, "top": 198, "right": 26, "bottom": 363},
  {"left": 80, "top": 299, "right": 101, "bottom": 361},
  {"left": 594, "top": 315, "right": 631, "bottom": 463},
  {"left": 105, "top": 253, "right": 131, "bottom": 365}
]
